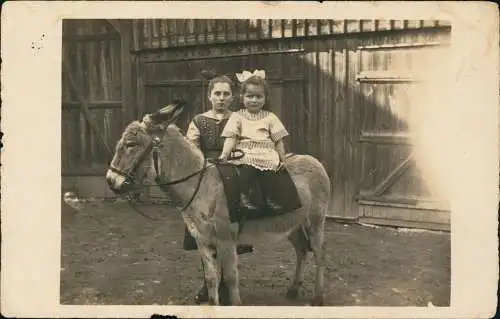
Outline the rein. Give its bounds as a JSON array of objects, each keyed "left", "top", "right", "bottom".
[{"left": 111, "top": 135, "right": 243, "bottom": 222}]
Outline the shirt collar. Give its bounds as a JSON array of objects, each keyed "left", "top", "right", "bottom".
[{"left": 202, "top": 109, "right": 232, "bottom": 121}]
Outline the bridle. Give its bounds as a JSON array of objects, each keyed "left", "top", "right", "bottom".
[{"left": 109, "top": 133, "right": 243, "bottom": 221}]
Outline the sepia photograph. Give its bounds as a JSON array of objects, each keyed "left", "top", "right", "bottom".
[
  {"left": 1, "top": 2, "right": 498, "bottom": 318},
  {"left": 60, "top": 18, "right": 452, "bottom": 307}
]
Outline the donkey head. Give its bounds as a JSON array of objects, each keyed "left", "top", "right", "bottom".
[{"left": 105, "top": 99, "right": 187, "bottom": 194}]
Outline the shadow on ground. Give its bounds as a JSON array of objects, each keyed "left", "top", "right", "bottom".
[{"left": 61, "top": 201, "right": 450, "bottom": 307}]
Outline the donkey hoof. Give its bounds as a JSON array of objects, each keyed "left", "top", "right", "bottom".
[
  {"left": 310, "top": 296, "right": 324, "bottom": 306},
  {"left": 208, "top": 298, "right": 219, "bottom": 306},
  {"left": 230, "top": 297, "right": 242, "bottom": 306},
  {"left": 286, "top": 288, "right": 299, "bottom": 300}
]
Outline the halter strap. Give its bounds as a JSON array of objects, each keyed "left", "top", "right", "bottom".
[{"left": 152, "top": 146, "right": 208, "bottom": 213}]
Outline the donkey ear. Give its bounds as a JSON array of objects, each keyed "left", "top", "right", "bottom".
[{"left": 150, "top": 99, "right": 188, "bottom": 124}]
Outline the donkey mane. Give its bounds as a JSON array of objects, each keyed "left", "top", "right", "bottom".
[
  {"left": 123, "top": 121, "right": 144, "bottom": 137},
  {"left": 164, "top": 124, "right": 205, "bottom": 159},
  {"left": 158, "top": 124, "right": 206, "bottom": 183}
]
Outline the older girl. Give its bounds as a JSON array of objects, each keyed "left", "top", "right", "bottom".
[{"left": 184, "top": 73, "right": 253, "bottom": 304}]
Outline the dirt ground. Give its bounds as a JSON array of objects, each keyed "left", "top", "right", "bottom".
[{"left": 60, "top": 200, "right": 450, "bottom": 307}]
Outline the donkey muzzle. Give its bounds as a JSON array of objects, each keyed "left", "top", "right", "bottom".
[{"left": 106, "top": 169, "right": 133, "bottom": 194}]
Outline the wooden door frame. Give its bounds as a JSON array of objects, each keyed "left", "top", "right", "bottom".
[{"left": 353, "top": 41, "right": 450, "bottom": 230}]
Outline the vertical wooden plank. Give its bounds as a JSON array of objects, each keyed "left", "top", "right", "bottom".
[
  {"left": 206, "top": 20, "right": 214, "bottom": 42},
  {"left": 345, "top": 38, "right": 361, "bottom": 219},
  {"left": 294, "top": 19, "right": 304, "bottom": 37},
  {"left": 291, "top": 19, "right": 297, "bottom": 37},
  {"left": 201, "top": 19, "right": 208, "bottom": 43},
  {"left": 327, "top": 20, "right": 334, "bottom": 35},
  {"left": 121, "top": 20, "right": 134, "bottom": 128},
  {"left": 248, "top": 19, "right": 257, "bottom": 40},
  {"left": 86, "top": 20, "right": 96, "bottom": 165},
  {"left": 345, "top": 19, "right": 359, "bottom": 33},
  {"left": 360, "top": 19, "right": 375, "bottom": 32},
  {"left": 256, "top": 19, "right": 262, "bottom": 39},
  {"left": 320, "top": 19, "right": 330, "bottom": 35},
  {"left": 132, "top": 19, "right": 140, "bottom": 51},
  {"left": 61, "top": 26, "right": 70, "bottom": 173},
  {"left": 318, "top": 42, "right": 332, "bottom": 180},
  {"left": 166, "top": 19, "right": 173, "bottom": 46},
  {"left": 145, "top": 20, "right": 153, "bottom": 49},
  {"left": 75, "top": 23, "right": 87, "bottom": 165},
  {"left": 305, "top": 41, "right": 319, "bottom": 160},
  {"left": 176, "top": 20, "right": 185, "bottom": 45},
  {"left": 67, "top": 33, "right": 80, "bottom": 167},
  {"left": 223, "top": 19, "right": 229, "bottom": 42},
  {"left": 170, "top": 20, "right": 178, "bottom": 45},
  {"left": 151, "top": 19, "right": 159, "bottom": 48},
  {"left": 283, "top": 19, "right": 293, "bottom": 38},
  {"left": 316, "top": 19, "right": 322, "bottom": 36},
  {"left": 186, "top": 19, "right": 195, "bottom": 44},
  {"left": 376, "top": 20, "right": 391, "bottom": 31},
  {"left": 308, "top": 20, "right": 318, "bottom": 36},
  {"left": 422, "top": 20, "right": 436, "bottom": 28},
  {"left": 332, "top": 20, "right": 344, "bottom": 33},
  {"left": 193, "top": 19, "right": 200, "bottom": 44},
  {"left": 226, "top": 19, "right": 235, "bottom": 42},
  {"left": 259, "top": 19, "right": 268, "bottom": 39},
  {"left": 159, "top": 19, "right": 168, "bottom": 47},
  {"left": 213, "top": 19, "right": 219, "bottom": 42},
  {"left": 271, "top": 19, "right": 281, "bottom": 38},
  {"left": 86, "top": 21, "right": 97, "bottom": 164},
  {"left": 392, "top": 20, "right": 404, "bottom": 29},
  {"left": 280, "top": 19, "right": 286, "bottom": 38},
  {"left": 406, "top": 20, "right": 420, "bottom": 29},
  {"left": 331, "top": 39, "right": 347, "bottom": 217}
]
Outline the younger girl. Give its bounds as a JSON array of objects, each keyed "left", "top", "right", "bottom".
[{"left": 219, "top": 70, "right": 288, "bottom": 211}]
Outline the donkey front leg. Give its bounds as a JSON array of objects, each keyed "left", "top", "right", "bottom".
[
  {"left": 199, "top": 245, "right": 221, "bottom": 305},
  {"left": 219, "top": 241, "right": 242, "bottom": 306}
]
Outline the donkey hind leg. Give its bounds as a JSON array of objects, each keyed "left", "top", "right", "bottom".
[
  {"left": 285, "top": 226, "right": 310, "bottom": 300},
  {"left": 199, "top": 245, "right": 221, "bottom": 305},
  {"left": 308, "top": 220, "right": 326, "bottom": 306}
]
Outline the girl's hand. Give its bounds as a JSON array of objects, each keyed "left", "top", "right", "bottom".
[{"left": 278, "top": 161, "right": 286, "bottom": 171}]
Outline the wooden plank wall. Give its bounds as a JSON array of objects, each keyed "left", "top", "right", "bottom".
[
  {"left": 61, "top": 19, "right": 135, "bottom": 176},
  {"left": 134, "top": 20, "right": 452, "bottom": 219},
  {"left": 61, "top": 19, "right": 452, "bottom": 226},
  {"left": 136, "top": 19, "right": 451, "bottom": 50}
]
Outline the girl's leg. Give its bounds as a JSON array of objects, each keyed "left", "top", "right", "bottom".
[
  {"left": 238, "top": 165, "right": 259, "bottom": 210},
  {"left": 259, "top": 170, "right": 282, "bottom": 210}
]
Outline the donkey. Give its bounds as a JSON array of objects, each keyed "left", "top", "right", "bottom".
[{"left": 105, "top": 101, "right": 331, "bottom": 306}]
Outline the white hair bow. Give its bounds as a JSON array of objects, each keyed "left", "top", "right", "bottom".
[{"left": 235, "top": 69, "right": 266, "bottom": 82}]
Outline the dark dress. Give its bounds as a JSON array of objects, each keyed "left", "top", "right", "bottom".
[{"left": 183, "top": 113, "right": 229, "bottom": 250}]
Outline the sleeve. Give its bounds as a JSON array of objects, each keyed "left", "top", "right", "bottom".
[
  {"left": 221, "top": 113, "right": 241, "bottom": 138},
  {"left": 185, "top": 120, "right": 201, "bottom": 148},
  {"left": 269, "top": 112, "right": 289, "bottom": 142}
]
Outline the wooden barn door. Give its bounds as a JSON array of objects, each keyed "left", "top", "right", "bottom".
[
  {"left": 355, "top": 31, "right": 451, "bottom": 231},
  {"left": 61, "top": 19, "right": 134, "bottom": 177}
]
